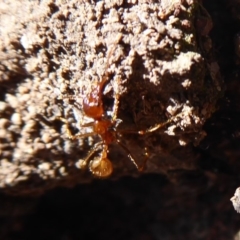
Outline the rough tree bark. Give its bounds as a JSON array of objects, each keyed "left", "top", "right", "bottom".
[
  {"left": 0, "top": 0, "right": 223, "bottom": 195},
  {"left": 1, "top": 0, "right": 240, "bottom": 239}
]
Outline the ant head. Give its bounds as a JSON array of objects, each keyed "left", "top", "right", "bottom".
[{"left": 89, "top": 156, "right": 113, "bottom": 177}]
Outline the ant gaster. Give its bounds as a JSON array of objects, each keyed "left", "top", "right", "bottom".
[{"left": 58, "top": 34, "right": 184, "bottom": 177}]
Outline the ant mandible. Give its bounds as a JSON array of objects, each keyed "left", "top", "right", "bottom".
[{"left": 58, "top": 34, "right": 184, "bottom": 178}]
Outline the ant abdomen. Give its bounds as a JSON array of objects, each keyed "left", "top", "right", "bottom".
[
  {"left": 89, "top": 156, "right": 113, "bottom": 177},
  {"left": 89, "top": 146, "right": 113, "bottom": 177}
]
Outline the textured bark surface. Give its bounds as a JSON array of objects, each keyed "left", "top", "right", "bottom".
[
  {"left": 1, "top": 0, "right": 240, "bottom": 239},
  {"left": 0, "top": 0, "right": 222, "bottom": 195}
]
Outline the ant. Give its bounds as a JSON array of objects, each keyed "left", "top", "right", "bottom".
[{"left": 58, "top": 34, "right": 184, "bottom": 178}]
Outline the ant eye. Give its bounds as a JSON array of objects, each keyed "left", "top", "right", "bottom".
[{"left": 89, "top": 157, "right": 113, "bottom": 177}]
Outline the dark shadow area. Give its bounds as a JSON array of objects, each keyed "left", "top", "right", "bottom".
[{"left": 1, "top": 173, "right": 240, "bottom": 240}]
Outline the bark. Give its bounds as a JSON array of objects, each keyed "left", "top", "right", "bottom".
[
  {"left": 1, "top": 0, "right": 240, "bottom": 238},
  {"left": 0, "top": 0, "right": 223, "bottom": 195}
]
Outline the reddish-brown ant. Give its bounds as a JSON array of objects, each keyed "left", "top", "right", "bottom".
[{"left": 58, "top": 34, "right": 184, "bottom": 177}]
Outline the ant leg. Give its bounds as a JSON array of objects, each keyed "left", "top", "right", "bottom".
[
  {"left": 112, "top": 77, "right": 120, "bottom": 122},
  {"left": 57, "top": 117, "right": 96, "bottom": 140},
  {"left": 116, "top": 138, "right": 140, "bottom": 170},
  {"left": 57, "top": 93, "right": 76, "bottom": 101},
  {"left": 116, "top": 112, "right": 184, "bottom": 135},
  {"left": 79, "top": 121, "right": 95, "bottom": 128},
  {"left": 78, "top": 141, "right": 103, "bottom": 169},
  {"left": 103, "top": 34, "right": 122, "bottom": 77},
  {"left": 138, "top": 147, "right": 150, "bottom": 172},
  {"left": 100, "top": 33, "right": 122, "bottom": 86},
  {"left": 116, "top": 112, "right": 185, "bottom": 135},
  {"left": 117, "top": 140, "right": 149, "bottom": 172},
  {"left": 116, "top": 112, "right": 184, "bottom": 171},
  {"left": 138, "top": 112, "right": 184, "bottom": 135}
]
